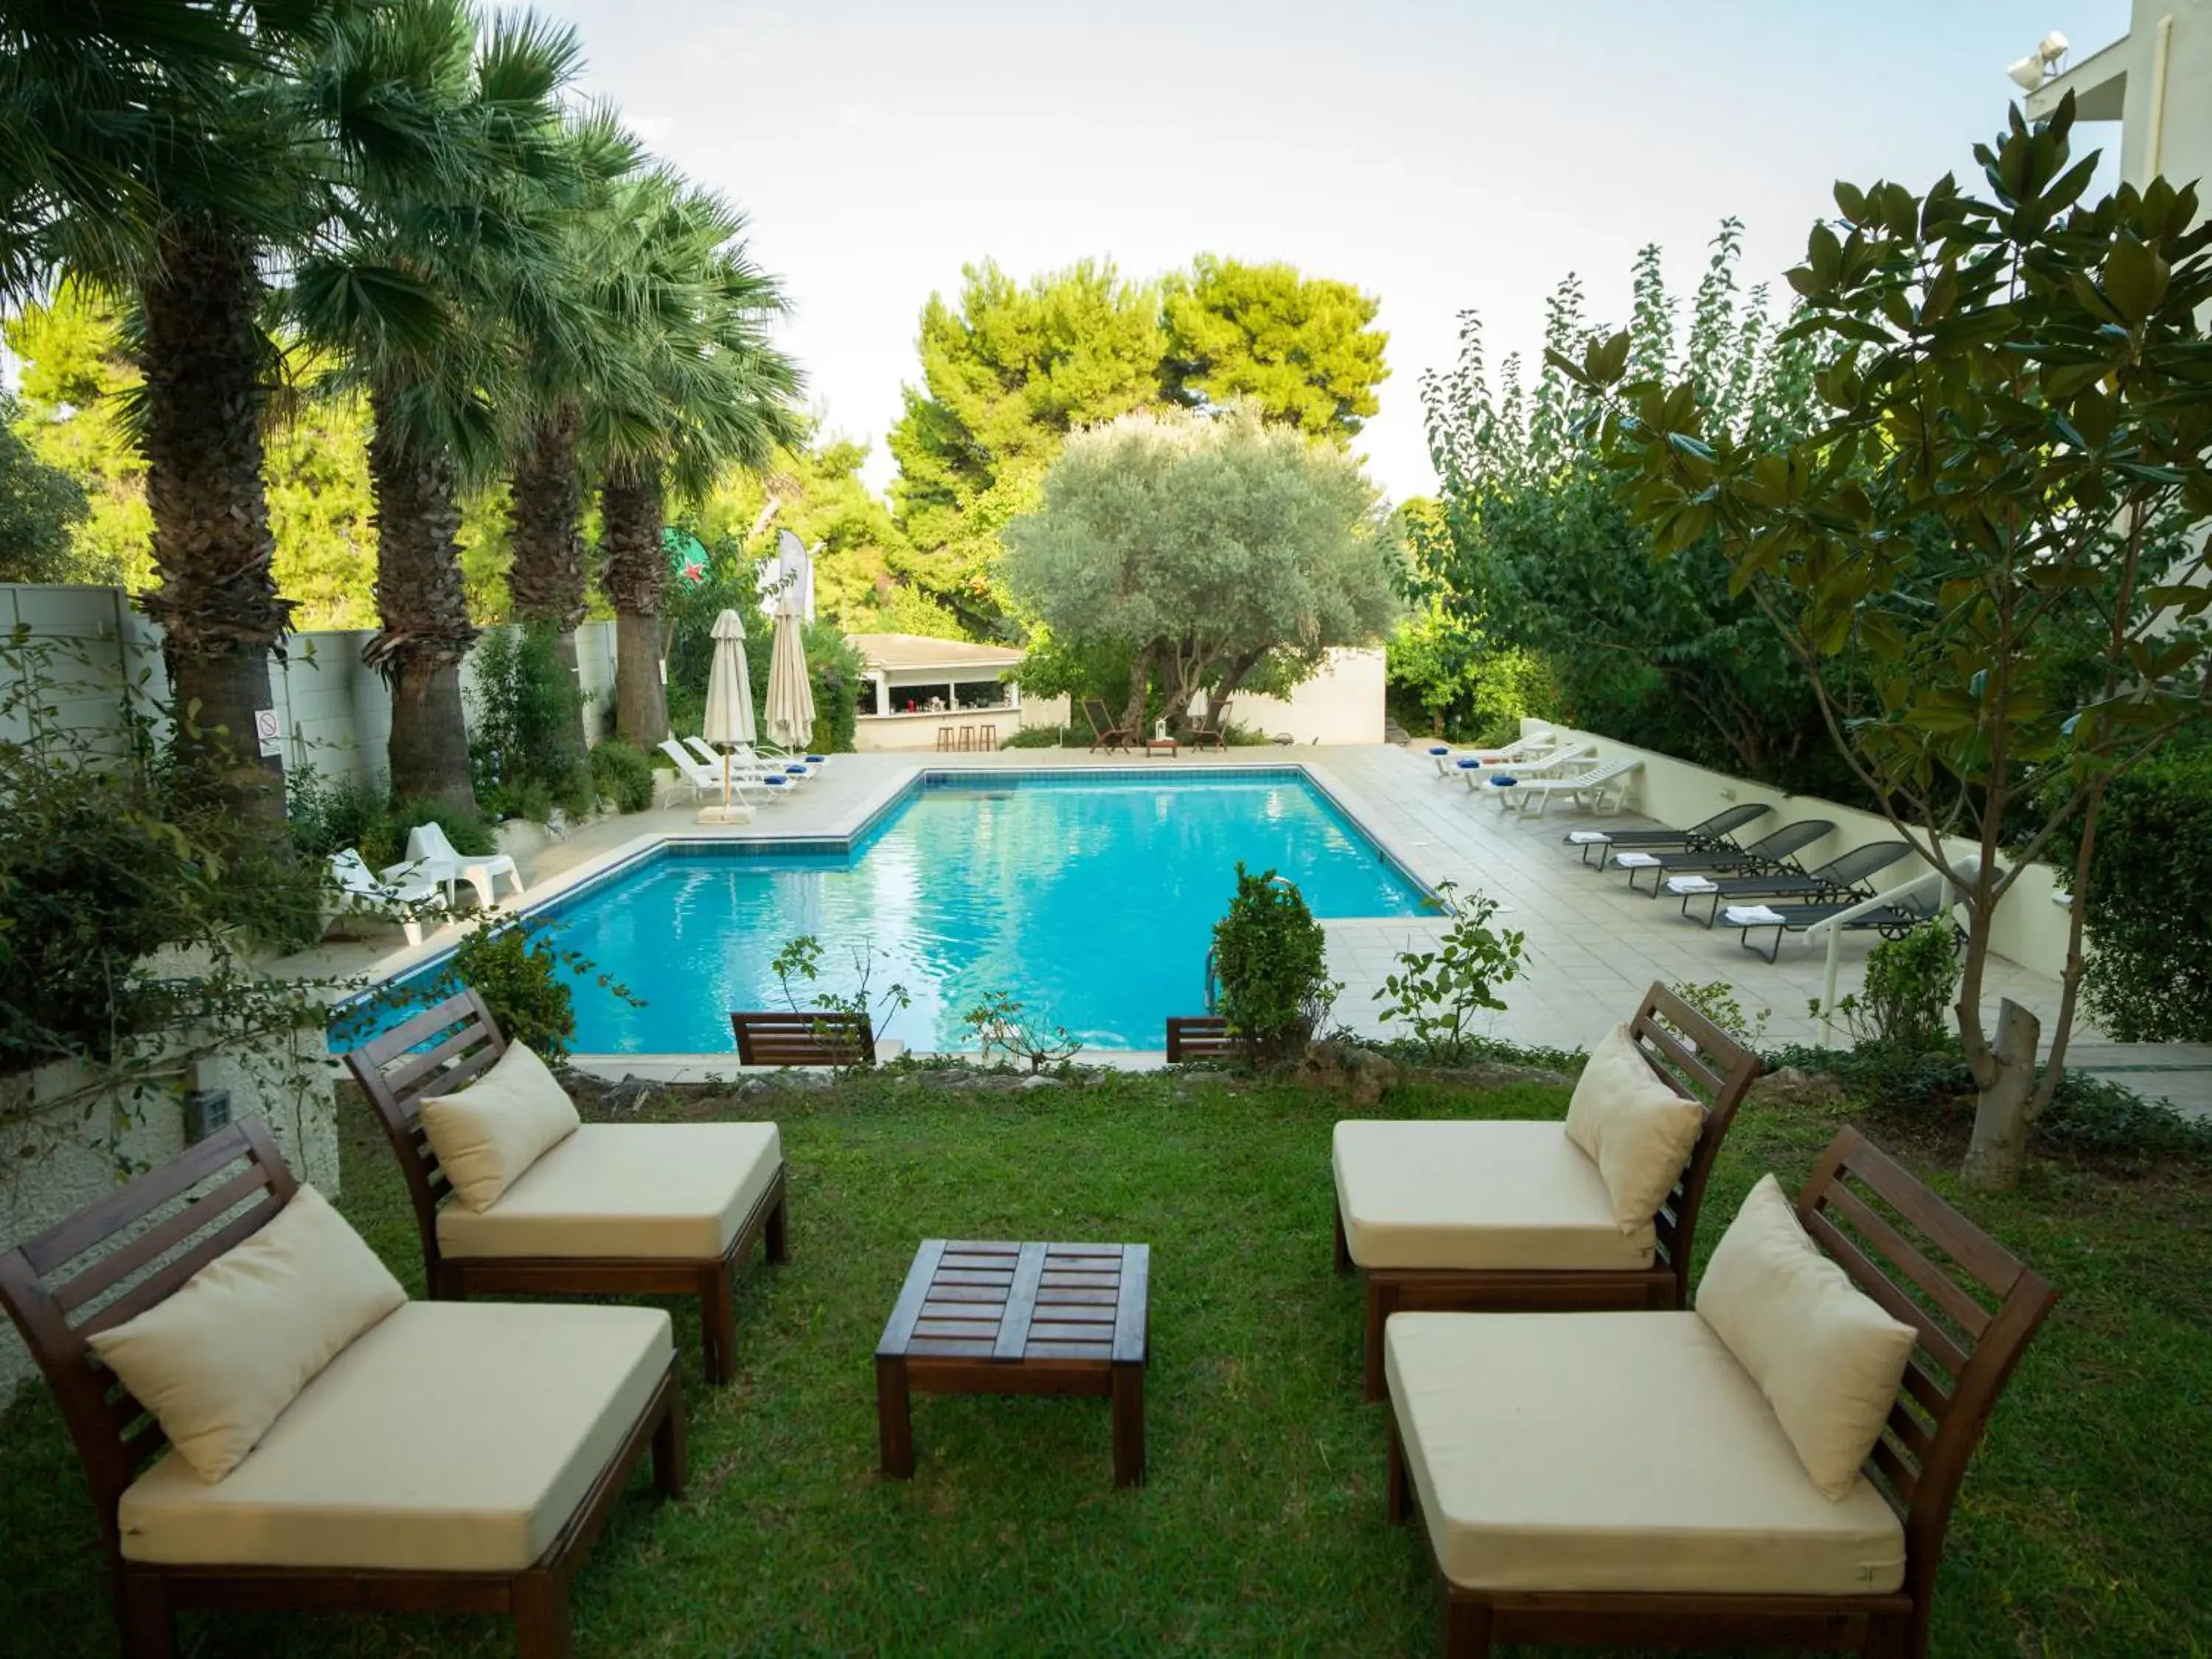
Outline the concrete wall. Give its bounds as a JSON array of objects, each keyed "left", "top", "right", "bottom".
[
  {"left": 1525, "top": 720, "right": 2073, "bottom": 980},
  {"left": 1209, "top": 647, "right": 1387, "bottom": 745},
  {"left": 2031, "top": 1, "right": 2212, "bottom": 198},
  {"left": 0, "top": 582, "right": 620, "bottom": 788}
]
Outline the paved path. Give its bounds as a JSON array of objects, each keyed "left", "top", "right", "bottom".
[{"left": 2065, "top": 1043, "right": 2212, "bottom": 1121}]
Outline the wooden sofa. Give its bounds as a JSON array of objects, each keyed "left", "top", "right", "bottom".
[
  {"left": 1382, "top": 1126, "right": 2058, "bottom": 1658},
  {"left": 348, "top": 990, "right": 790, "bottom": 1384},
  {"left": 1333, "top": 983, "right": 1762, "bottom": 1399},
  {"left": 0, "top": 1118, "right": 684, "bottom": 1658}
]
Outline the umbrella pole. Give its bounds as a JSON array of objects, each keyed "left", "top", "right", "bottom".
[{"left": 722, "top": 751, "right": 731, "bottom": 816}]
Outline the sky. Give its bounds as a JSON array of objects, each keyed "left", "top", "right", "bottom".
[{"left": 549, "top": 0, "right": 2135, "bottom": 506}]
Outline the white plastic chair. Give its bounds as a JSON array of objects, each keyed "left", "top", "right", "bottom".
[
  {"left": 330, "top": 848, "right": 445, "bottom": 946},
  {"left": 397, "top": 821, "right": 524, "bottom": 908}
]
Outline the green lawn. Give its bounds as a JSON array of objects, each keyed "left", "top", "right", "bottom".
[{"left": 1, "top": 1071, "right": 2206, "bottom": 1658}]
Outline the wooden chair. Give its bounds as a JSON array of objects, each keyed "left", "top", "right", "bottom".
[
  {"left": 1165, "top": 1015, "right": 1234, "bottom": 1062},
  {"left": 1335, "top": 983, "right": 1762, "bottom": 1398},
  {"left": 1385, "top": 1126, "right": 2059, "bottom": 1658},
  {"left": 349, "top": 990, "right": 790, "bottom": 1385},
  {"left": 1186, "top": 724, "right": 1228, "bottom": 751},
  {"left": 1082, "top": 696, "right": 1135, "bottom": 754},
  {"left": 731, "top": 1009, "right": 874, "bottom": 1067},
  {"left": 0, "top": 1119, "right": 685, "bottom": 1659}
]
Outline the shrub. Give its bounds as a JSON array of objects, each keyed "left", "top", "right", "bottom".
[
  {"left": 286, "top": 765, "right": 392, "bottom": 861},
  {"left": 1004, "top": 723, "right": 1082, "bottom": 748},
  {"left": 1669, "top": 980, "right": 1770, "bottom": 1048},
  {"left": 588, "top": 739, "right": 657, "bottom": 813},
  {"left": 1211, "top": 863, "right": 1337, "bottom": 1065},
  {"left": 961, "top": 991, "right": 1083, "bottom": 1073},
  {"left": 1374, "top": 882, "right": 1527, "bottom": 1062},
  {"left": 467, "top": 625, "right": 591, "bottom": 820},
  {"left": 448, "top": 915, "right": 582, "bottom": 1056},
  {"left": 2047, "top": 746, "right": 2212, "bottom": 1042},
  {"left": 1825, "top": 921, "right": 1961, "bottom": 1051}
]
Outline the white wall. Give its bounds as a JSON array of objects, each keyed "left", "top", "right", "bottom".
[
  {"left": 1526, "top": 720, "right": 2073, "bottom": 980},
  {"left": 1208, "top": 647, "right": 1386, "bottom": 745}
]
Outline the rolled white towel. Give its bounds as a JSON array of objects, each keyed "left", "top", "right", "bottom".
[
  {"left": 1725, "top": 904, "right": 1789, "bottom": 926},
  {"left": 1566, "top": 830, "right": 1610, "bottom": 845},
  {"left": 1612, "top": 852, "right": 1661, "bottom": 868},
  {"left": 1666, "top": 876, "right": 1719, "bottom": 894}
]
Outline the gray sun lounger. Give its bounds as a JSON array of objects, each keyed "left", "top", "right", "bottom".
[
  {"left": 1612, "top": 819, "right": 1837, "bottom": 897},
  {"left": 1562, "top": 801, "right": 1773, "bottom": 869},
  {"left": 1727, "top": 886, "right": 1949, "bottom": 963},
  {"left": 1672, "top": 841, "right": 1918, "bottom": 927}
]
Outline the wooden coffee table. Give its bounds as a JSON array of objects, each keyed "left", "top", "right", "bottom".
[
  {"left": 1144, "top": 737, "right": 1179, "bottom": 758},
  {"left": 875, "top": 1239, "right": 1151, "bottom": 1486}
]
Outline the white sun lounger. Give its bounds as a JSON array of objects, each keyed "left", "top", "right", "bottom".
[
  {"left": 1427, "top": 734, "right": 1560, "bottom": 779},
  {"left": 682, "top": 735, "right": 813, "bottom": 784},
  {"left": 1460, "top": 742, "right": 1596, "bottom": 794},
  {"left": 398, "top": 821, "right": 524, "bottom": 908},
  {"left": 658, "top": 739, "right": 791, "bottom": 806},
  {"left": 330, "top": 849, "right": 446, "bottom": 947},
  {"left": 1489, "top": 756, "right": 1641, "bottom": 817}
]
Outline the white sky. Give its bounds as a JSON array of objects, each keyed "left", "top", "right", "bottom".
[{"left": 549, "top": 0, "right": 2134, "bottom": 506}]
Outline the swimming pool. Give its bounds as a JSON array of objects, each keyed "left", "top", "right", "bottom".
[{"left": 344, "top": 769, "right": 1429, "bottom": 1054}]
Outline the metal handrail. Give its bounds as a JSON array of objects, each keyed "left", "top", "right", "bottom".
[{"left": 1811, "top": 860, "right": 1972, "bottom": 1038}]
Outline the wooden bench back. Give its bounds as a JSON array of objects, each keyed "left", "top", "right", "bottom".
[
  {"left": 1164, "top": 1016, "right": 1234, "bottom": 1063},
  {"left": 731, "top": 1010, "right": 874, "bottom": 1067},
  {"left": 1625, "top": 982, "right": 1764, "bottom": 1303},
  {"left": 343, "top": 988, "right": 508, "bottom": 1278},
  {"left": 1798, "top": 1127, "right": 2057, "bottom": 1642},
  {"left": 0, "top": 1118, "right": 299, "bottom": 1554}
]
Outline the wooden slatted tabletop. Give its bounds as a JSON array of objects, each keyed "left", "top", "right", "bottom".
[{"left": 875, "top": 1238, "right": 1150, "bottom": 1486}]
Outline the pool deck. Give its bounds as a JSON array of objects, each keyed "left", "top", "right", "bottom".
[{"left": 285, "top": 742, "right": 2108, "bottom": 1083}]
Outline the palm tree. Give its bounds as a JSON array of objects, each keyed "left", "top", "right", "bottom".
[
  {"left": 577, "top": 173, "right": 801, "bottom": 745},
  {"left": 3, "top": 0, "right": 473, "bottom": 823},
  {"left": 293, "top": 3, "right": 587, "bottom": 804}
]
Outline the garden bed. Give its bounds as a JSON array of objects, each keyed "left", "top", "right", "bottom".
[{"left": 1, "top": 1070, "right": 2205, "bottom": 1655}]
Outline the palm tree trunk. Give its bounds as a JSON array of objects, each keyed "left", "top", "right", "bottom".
[
  {"left": 136, "top": 215, "right": 291, "bottom": 825},
  {"left": 507, "top": 405, "right": 591, "bottom": 765},
  {"left": 364, "top": 386, "right": 478, "bottom": 806},
  {"left": 601, "top": 465, "right": 669, "bottom": 745}
]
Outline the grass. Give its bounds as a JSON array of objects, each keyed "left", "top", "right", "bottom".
[{"left": 1, "top": 1070, "right": 2208, "bottom": 1657}]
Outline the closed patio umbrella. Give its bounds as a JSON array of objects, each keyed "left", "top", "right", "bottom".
[
  {"left": 698, "top": 608, "right": 757, "bottom": 824},
  {"left": 764, "top": 590, "right": 815, "bottom": 752}
]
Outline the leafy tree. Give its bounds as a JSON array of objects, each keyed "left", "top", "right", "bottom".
[
  {"left": 1384, "top": 495, "right": 1552, "bottom": 742},
  {"left": 1562, "top": 97, "right": 2211, "bottom": 1189},
  {"left": 1421, "top": 223, "right": 1863, "bottom": 796},
  {"left": 0, "top": 387, "right": 87, "bottom": 582},
  {"left": 1002, "top": 406, "right": 1399, "bottom": 734},
  {"left": 1161, "top": 254, "right": 1388, "bottom": 440},
  {"left": 4, "top": 288, "right": 148, "bottom": 588},
  {"left": 888, "top": 259, "right": 1165, "bottom": 628}
]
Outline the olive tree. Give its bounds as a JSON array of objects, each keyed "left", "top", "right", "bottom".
[
  {"left": 1002, "top": 406, "right": 1400, "bottom": 734},
  {"left": 1558, "top": 97, "right": 2211, "bottom": 1189}
]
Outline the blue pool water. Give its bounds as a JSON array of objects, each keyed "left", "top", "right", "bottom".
[{"left": 344, "top": 771, "right": 1428, "bottom": 1053}]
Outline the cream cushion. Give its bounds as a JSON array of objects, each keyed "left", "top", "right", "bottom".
[
  {"left": 1385, "top": 1310, "right": 1906, "bottom": 1594},
  {"left": 86, "top": 1186, "right": 405, "bottom": 1483},
  {"left": 1332, "top": 1120, "right": 1652, "bottom": 1270},
  {"left": 437, "top": 1121, "right": 782, "bottom": 1260},
  {"left": 1562, "top": 1023, "right": 1705, "bottom": 1232},
  {"left": 418, "top": 1040, "right": 580, "bottom": 1212},
  {"left": 117, "top": 1302, "right": 672, "bottom": 1571},
  {"left": 1697, "top": 1174, "right": 1921, "bottom": 1499}
]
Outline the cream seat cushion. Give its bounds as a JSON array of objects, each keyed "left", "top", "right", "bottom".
[
  {"left": 1697, "top": 1174, "right": 1920, "bottom": 1499},
  {"left": 117, "top": 1301, "right": 671, "bottom": 1573},
  {"left": 1332, "top": 1120, "right": 1652, "bottom": 1271},
  {"left": 1385, "top": 1310, "right": 1906, "bottom": 1594},
  {"left": 418, "top": 1040, "right": 580, "bottom": 1212},
  {"left": 1563, "top": 1023, "right": 1706, "bottom": 1231},
  {"left": 437, "top": 1121, "right": 782, "bottom": 1261},
  {"left": 87, "top": 1186, "right": 405, "bottom": 1481}
]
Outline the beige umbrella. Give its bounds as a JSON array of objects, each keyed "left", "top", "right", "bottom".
[
  {"left": 698, "top": 608, "right": 757, "bottom": 824},
  {"left": 764, "top": 590, "right": 815, "bottom": 752}
]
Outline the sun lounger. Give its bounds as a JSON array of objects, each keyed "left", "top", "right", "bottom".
[
  {"left": 1457, "top": 741, "right": 1594, "bottom": 792},
  {"left": 1674, "top": 840, "right": 1916, "bottom": 926},
  {"left": 330, "top": 847, "right": 447, "bottom": 947},
  {"left": 1429, "top": 733, "right": 1561, "bottom": 779},
  {"left": 1613, "top": 818, "right": 1835, "bottom": 894},
  {"left": 1383, "top": 1126, "right": 2055, "bottom": 1659},
  {"left": 400, "top": 820, "right": 523, "bottom": 909},
  {"left": 1726, "top": 883, "right": 1950, "bottom": 963},
  {"left": 1332, "top": 983, "right": 1760, "bottom": 1399},
  {"left": 0, "top": 1119, "right": 687, "bottom": 1659},
  {"left": 347, "top": 990, "right": 790, "bottom": 1384},
  {"left": 658, "top": 738, "right": 789, "bottom": 805},
  {"left": 1564, "top": 801, "right": 1772, "bottom": 868},
  {"left": 1486, "top": 754, "right": 1640, "bottom": 816}
]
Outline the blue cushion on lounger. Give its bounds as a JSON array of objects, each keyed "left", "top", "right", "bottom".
[
  {"left": 1490, "top": 775, "right": 1517, "bottom": 787},
  {"left": 805, "top": 754, "right": 827, "bottom": 764},
  {"left": 1456, "top": 757, "right": 1484, "bottom": 770},
  {"left": 783, "top": 763, "right": 807, "bottom": 774},
  {"left": 1429, "top": 745, "right": 1450, "bottom": 757},
  {"left": 762, "top": 774, "right": 788, "bottom": 789}
]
